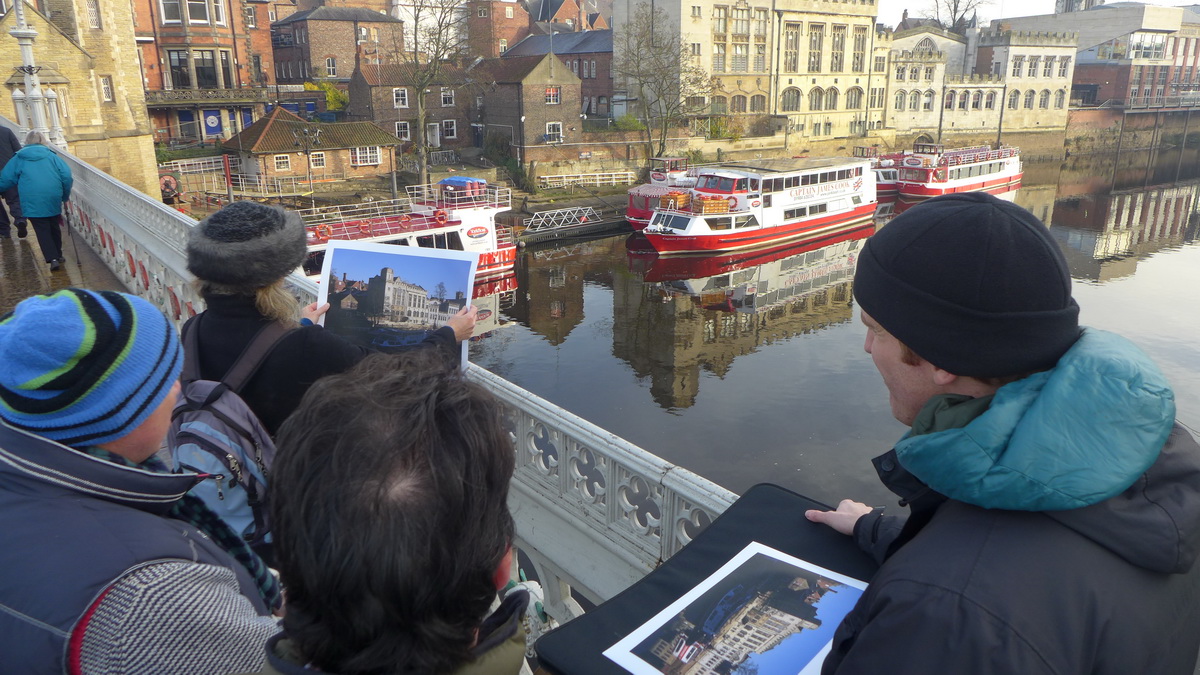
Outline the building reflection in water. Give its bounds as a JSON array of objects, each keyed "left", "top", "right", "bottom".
[
  {"left": 614, "top": 226, "right": 873, "bottom": 410},
  {"left": 1049, "top": 182, "right": 1200, "bottom": 282}
]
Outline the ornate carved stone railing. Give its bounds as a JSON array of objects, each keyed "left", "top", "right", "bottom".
[
  {"left": 144, "top": 87, "right": 270, "bottom": 105},
  {"left": 30, "top": 118, "right": 738, "bottom": 627}
]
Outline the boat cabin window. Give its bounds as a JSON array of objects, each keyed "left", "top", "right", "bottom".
[
  {"left": 784, "top": 202, "right": 829, "bottom": 220},
  {"left": 416, "top": 232, "right": 465, "bottom": 250},
  {"left": 697, "top": 175, "right": 738, "bottom": 191},
  {"left": 899, "top": 168, "right": 928, "bottom": 181},
  {"left": 708, "top": 216, "right": 732, "bottom": 231},
  {"left": 387, "top": 239, "right": 411, "bottom": 246},
  {"left": 653, "top": 212, "right": 693, "bottom": 230},
  {"left": 734, "top": 215, "right": 759, "bottom": 228},
  {"left": 303, "top": 251, "right": 325, "bottom": 276}
]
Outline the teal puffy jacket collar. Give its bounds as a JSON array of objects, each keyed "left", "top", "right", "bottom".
[{"left": 895, "top": 328, "right": 1175, "bottom": 511}]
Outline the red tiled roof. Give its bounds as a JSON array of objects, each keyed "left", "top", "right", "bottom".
[{"left": 221, "top": 107, "right": 401, "bottom": 154}]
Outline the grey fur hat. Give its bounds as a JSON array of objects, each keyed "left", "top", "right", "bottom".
[{"left": 187, "top": 201, "right": 308, "bottom": 288}]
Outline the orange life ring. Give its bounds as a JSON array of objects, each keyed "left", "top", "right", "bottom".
[
  {"left": 434, "top": 210, "right": 448, "bottom": 225},
  {"left": 313, "top": 224, "right": 333, "bottom": 242},
  {"left": 400, "top": 214, "right": 412, "bottom": 225},
  {"left": 727, "top": 196, "right": 738, "bottom": 208},
  {"left": 358, "top": 221, "right": 371, "bottom": 235}
]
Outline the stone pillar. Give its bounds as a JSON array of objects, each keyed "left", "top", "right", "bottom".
[
  {"left": 11, "top": 88, "right": 29, "bottom": 135},
  {"left": 10, "top": 1, "right": 50, "bottom": 138},
  {"left": 46, "top": 89, "right": 67, "bottom": 150}
]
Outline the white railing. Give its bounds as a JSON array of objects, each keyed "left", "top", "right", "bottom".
[
  {"left": 160, "top": 156, "right": 239, "bottom": 175},
  {"left": 538, "top": 170, "right": 638, "bottom": 188},
  {"left": 32, "top": 117, "right": 737, "bottom": 626}
]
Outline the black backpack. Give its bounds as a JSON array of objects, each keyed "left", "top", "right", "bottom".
[{"left": 169, "top": 318, "right": 292, "bottom": 553}]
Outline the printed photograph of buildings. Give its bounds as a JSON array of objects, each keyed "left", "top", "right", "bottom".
[
  {"left": 320, "top": 246, "right": 474, "bottom": 350},
  {"left": 622, "top": 550, "right": 863, "bottom": 675}
]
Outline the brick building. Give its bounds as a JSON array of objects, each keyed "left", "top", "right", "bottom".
[
  {"left": 471, "top": 54, "right": 582, "bottom": 162},
  {"left": 467, "top": 0, "right": 534, "bottom": 58},
  {"left": 343, "top": 64, "right": 472, "bottom": 151},
  {"left": 133, "top": 0, "right": 278, "bottom": 145},
  {"left": 272, "top": 6, "right": 404, "bottom": 86},
  {"left": 502, "top": 30, "right": 613, "bottom": 115},
  {"left": 221, "top": 106, "right": 402, "bottom": 181},
  {"left": 0, "top": 0, "right": 158, "bottom": 195}
]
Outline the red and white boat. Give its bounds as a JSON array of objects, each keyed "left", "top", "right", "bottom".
[
  {"left": 853, "top": 146, "right": 905, "bottom": 198},
  {"left": 896, "top": 143, "right": 1022, "bottom": 200},
  {"left": 626, "top": 157, "right": 700, "bottom": 230},
  {"left": 635, "top": 157, "right": 877, "bottom": 255},
  {"left": 300, "top": 177, "right": 517, "bottom": 278}
]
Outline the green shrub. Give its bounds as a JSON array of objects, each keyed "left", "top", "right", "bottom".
[{"left": 614, "top": 114, "right": 647, "bottom": 131}]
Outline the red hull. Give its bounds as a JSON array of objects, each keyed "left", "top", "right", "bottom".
[
  {"left": 641, "top": 202, "right": 877, "bottom": 254},
  {"left": 899, "top": 172, "right": 1023, "bottom": 200},
  {"left": 631, "top": 222, "right": 873, "bottom": 282}
]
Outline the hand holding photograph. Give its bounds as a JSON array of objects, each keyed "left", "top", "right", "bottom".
[{"left": 315, "top": 240, "right": 478, "bottom": 364}]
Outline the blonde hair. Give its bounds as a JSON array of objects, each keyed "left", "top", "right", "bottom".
[
  {"left": 24, "top": 130, "right": 48, "bottom": 146},
  {"left": 195, "top": 278, "right": 300, "bottom": 325}
]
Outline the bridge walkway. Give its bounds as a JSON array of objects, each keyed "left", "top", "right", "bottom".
[{"left": 1, "top": 227, "right": 127, "bottom": 315}]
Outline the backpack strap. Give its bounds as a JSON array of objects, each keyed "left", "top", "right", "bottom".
[{"left": 221, "top": 321, "right": 294, "bottom": 394}]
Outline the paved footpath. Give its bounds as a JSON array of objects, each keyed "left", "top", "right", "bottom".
[{"left": 1, "top": 226, "right": 127, "bottom": 316}]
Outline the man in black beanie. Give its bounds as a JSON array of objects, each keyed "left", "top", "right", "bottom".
[{"left": 805, "top": 193, "right": 1200, "bottom": 674}]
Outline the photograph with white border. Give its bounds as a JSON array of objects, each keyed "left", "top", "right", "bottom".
[
  {"left": 316, "top": 240, "right": 477, "bottom": 365},
  {"left": 604, "top": 542, "right": 867, "bottom": 675}
]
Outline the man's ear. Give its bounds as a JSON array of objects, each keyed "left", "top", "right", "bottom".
[{"left": 931, "top": 366, "right": 958, "bottom": 387}]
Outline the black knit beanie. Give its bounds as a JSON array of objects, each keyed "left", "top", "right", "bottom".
[
  {"left": 186, "top": 201, "right": 307, "bottom": 288},
  {"left": 854, "top": 193, "right": 1081, "bottom": 377}
]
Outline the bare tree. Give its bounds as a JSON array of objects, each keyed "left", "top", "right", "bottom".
[
  {"left": 925, "top": 0, "right": 990, "bottom": 35},
  {"left": 613, "top": 3, "right": 713, "bottom": 166},
  {"left": 387, "top": 0, "right": 469, "bottom": 185}
]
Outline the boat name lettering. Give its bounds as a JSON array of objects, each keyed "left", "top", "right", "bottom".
[
  {"left": 650, "top": 172, "right": 667, "bottom": 181},
  {"left": 788, "top": 180, "right": 853, "bottom": 200},
  {"left": 467, "top": 226, "right": 490, "bottom": 239}
]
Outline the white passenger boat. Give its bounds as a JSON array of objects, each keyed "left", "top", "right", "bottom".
[
  {"left": 896, "top": 143, "right": 1022, "bottom": 200},
  {"left": 299, "top": 177, "right": 517, "bottom": 278},
  {"left": 636, "top": 157, "right": 876, "bottom": 255}
]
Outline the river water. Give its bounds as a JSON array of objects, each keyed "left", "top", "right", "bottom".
[{"left": 469, "top": 148, "right": 1200, "bottom": 508}]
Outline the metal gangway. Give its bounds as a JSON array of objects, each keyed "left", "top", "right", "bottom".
[{"left": 33, "top": 114, "right": 735, "bottom": 629}]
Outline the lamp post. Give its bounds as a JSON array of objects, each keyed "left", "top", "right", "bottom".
[{"left": 293, "top": 126, "right": 321, "bottom": 208}]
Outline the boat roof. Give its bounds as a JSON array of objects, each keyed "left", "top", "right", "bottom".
[{"left": 713, "top": 157, "right": 869, "bottom": 175}]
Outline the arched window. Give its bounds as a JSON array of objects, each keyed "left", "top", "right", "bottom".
[
  {"left": 809, "top": 87, "right": 824, "bottom": 111},
  {"left": 1039, "top": 89, "right": 1051, "bottom": 108},
  {"left": 731, "top": 95, "right": 748, "bottom": 113},
  {"left": 972, "top": 90, "right": 982, "bottom": 109},
  {"left": 985, "top": 92, "right": 996, "bottom": 109},
  {"left": 895, "top": 90, "right": 907, "bottom": 111},
  {"left": 923, "top": 90, "right": 934, "bottom": 110},
  {"left": 751, "top": 94, "right": 766, "bottom": 112},
  {"left": 711, "top": 96, "right": 728, "bottom": 113},
  {"left": 959, "top": 91, "right": 969, "bottom": 109},
  {"left": 909, "top": 90, "right": 920, "bottom": 110},
  {"left": 1054, "top": 89, "right": 1066, "bottom": 108},
  {"left": 846, "top": 87, "right": 863, "bottom": 109},
  {"left": 1009, "top": 90, "right": 1020, "bottom": 109},
  {"left": 1024, "top": 90, "right": 1035, "bottom": 108},
  {"left": 915, "top": 37, "right": 936, "bottom": 53},
  {"left": 780, "top": 87, "right": 802, "bottom": 111},
  {"left": 826, "top": 88, "right": 839, "bottom": 110},
  {"left": 945, "top": 90, "right": 956, "bottom": 109}
]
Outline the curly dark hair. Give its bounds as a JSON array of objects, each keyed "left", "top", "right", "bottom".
[{"left": 271, "top": 350, "right": 516, "bottom": 674}]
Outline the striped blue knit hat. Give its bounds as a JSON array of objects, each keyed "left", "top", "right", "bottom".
[{"left": 0, "top": 289, "right": 183, "bottom": 447}]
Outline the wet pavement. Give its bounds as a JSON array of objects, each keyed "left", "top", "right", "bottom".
[{"left": 1, "top": 227, "right": 128, "bottom": 316}]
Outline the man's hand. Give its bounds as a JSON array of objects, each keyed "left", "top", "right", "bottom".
[
  {"left": 445, "top": 305, "right": 478, "bottom": 342},
  {"left": 805, "top": 499, "right": 874, "bottom": 536}
]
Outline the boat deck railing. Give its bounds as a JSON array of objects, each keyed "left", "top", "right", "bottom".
[
  {"left": 939, "top": 146, "right": 1020, "bottom": 167},
  {"left": 41, "top": 115, "right": 735, "bottom": 628},
  {"left": 406, "top": 183, "right": 512, "bottom": 211}
]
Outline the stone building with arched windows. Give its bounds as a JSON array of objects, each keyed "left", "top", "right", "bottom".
[{"left": 886, "top": 25, "right": 1075, "bottom": 146}]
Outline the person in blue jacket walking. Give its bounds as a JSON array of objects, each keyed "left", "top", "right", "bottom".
[{"left": 0, "top": 130, "right": 72, "bottom": 269}]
